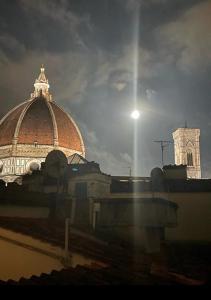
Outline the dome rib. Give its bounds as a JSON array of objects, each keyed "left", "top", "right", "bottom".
[
  {"left": 46, "top": 100, "right": 59, "bottom": 146},
  {"left": 13, "top": 99, "right": 36, "bottom": 145},
  {"left": 0, "top": 96, "right": 85, "bottom": 155},
  {"left": 0, "top": 101, "right": 28, "bottom": 127},
  {"left": 62, "top": 107, "right": 85, "bottom": 155},
  {"left": 0, "top": 101, "right": 28, "bottom": 147},
  {"left": 51, "top": 102, "right": 85, "bottom": 155}
]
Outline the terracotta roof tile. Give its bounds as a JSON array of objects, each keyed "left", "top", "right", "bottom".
[
  {"left": 18, "top": 98, "right": 54, "bottom": 145},
  {"left": 0, "top": 97, "right": 84, "bottom": 155},
  {"left": 0, "top": 102, "right": 27, "bottom": 146},
  {"left": 51, "top": 103, "right": 83, "bottom": 152}
]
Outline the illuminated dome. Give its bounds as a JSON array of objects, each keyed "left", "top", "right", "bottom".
[
  {"left": 0, "top": 66, "right": 85, "bottom": 183},
  {"left": 0, "top": 95, "right": 85, "bottom": 153}
]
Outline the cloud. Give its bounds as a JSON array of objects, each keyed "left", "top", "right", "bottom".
[
  {"left": 115, "top": 45, "right": 153, "bottom": 79},
  {"left": 0, "top": 1, "right": 155, "bottom": 109},
  {"left": 0, "top": 34, "right": 26, "bottom": 62},
  {"left": 157, "top": 1, "right": 211, "bottom": 73},
  {"left": 88, "top": 146, "right": 129, "bottom": 175},
  {"left": 78, "top": 123, "right": 133, "bottom": 175},
  {"left": 0, "top": 49, "right": 93, "bottom": 117},
  {"left": 19, "top": 0, "right": 93, "bottom": 50},
  {"left": 146, "top": 89, "right": 156, "bottom": 101},
  {"left": 109, "top": 70, "right": 132, "bottom": 91},
  {"left": 87, "top": 145, "right": 134, "bottom": 176},
  {"left": 80, "top": 123, "right": 98, "bottom": 146},
  {"left": 0, "top": 37, "right": 152, "bottom": 116},
  {"left": 121, "top": 0, "right": 169, "bottom": 11},
  {"left": 120, "top": 152, "right": 133, "bottom": 164},
  {"left": 91, "top": 45, "right": 154, "bottom": 91}
]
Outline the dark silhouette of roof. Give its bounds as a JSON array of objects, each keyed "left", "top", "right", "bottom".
[{"left": 0, "top": 217, "right": 207, "bottom": 285}]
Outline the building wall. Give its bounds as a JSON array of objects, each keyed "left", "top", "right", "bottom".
[
  {"left": 108, "top": 191, "right": 211, "bottom": 242},
  {"left": 96, "top": 198, "right": 177, "bottom": 228},
  {"left": 3, "top": 165, "right": 210, "bottom": 244},
  {"left": 68, "top": 173, "right": 111, "bottom": 198},
  {"left": 68, "top": 173, "right": 111, "bottom": 227},
  {"left": 165, "top": 193, "right": 211, "bottom": 242},
  {"left": 94, "top": 197, "right": 177, "bottom": 251}
]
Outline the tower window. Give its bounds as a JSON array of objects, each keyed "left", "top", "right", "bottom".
[{"left": 187, "top": 152, "right": 193, "bottom": 166}]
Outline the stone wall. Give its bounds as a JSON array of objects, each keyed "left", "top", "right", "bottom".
[{"left": 173, "top": 128, "right": 201, "bottom": 179}]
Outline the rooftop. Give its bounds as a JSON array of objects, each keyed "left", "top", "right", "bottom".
[{"left": 0, "top": 217, "right": 209, "bottom": 285}]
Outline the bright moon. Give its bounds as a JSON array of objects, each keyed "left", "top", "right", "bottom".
[{"left": 131, "top": 110, "right": 140, "bottom": 119}]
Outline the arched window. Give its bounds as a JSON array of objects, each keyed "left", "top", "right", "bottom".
[{"left": 187, "top": 152, "right": 193, "bottom": 166}]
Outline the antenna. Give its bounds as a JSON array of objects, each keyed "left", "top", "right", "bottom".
[
  {"left": 154, "top": 140, "right": 173, "bottom": 166},
  {"left": 129, "top": 167, "right": 132, "bottom": 177}
]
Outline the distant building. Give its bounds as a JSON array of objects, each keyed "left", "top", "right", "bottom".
[
  {"left": 0, "top": 66, "right": 210, "bottom": 249},
  {"left": 0, "top": 66, "right": 85, "bottom": 184},
  {"left": 19, "top": 157, "right": 211, "bottom": 244},
  {"left": 173, "top": 127, "right": 201, "bottom": 179},
  {"left": 1, "top": 151, "right": 211, "bottom": 251}
]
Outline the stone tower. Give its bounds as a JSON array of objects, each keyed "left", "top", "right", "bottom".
[{"left": 172, "top": 127, "right": 201, "bottom": 179}]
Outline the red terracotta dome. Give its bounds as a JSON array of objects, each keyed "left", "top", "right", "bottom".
[{"left": 0, "top": 66, "right": 85, "bottom": 156}]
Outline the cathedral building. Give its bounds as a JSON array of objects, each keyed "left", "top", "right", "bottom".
[
  {"left": 173, "top": 127, "right": 201, "bottom": 179},
  {"left": 0, "top": 66, "right": 85, "bottom": 184}
]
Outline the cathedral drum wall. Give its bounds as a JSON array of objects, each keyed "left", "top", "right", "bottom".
[
  {"left": 0, "top": 146, "right": 12, "bottom": 159},
  {"left": 14, "top": 144, "right": 80, "bottom": 159},
  {"left": 0, "top": 146, "right": 83, "bottom": 178}
]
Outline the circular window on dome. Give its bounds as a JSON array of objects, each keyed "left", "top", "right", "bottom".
[
  {"left": 29, "top": 162, "right": 40, "bottom": 172},
  {"left": 26, "top": 160, "right": 41, "bottom": 174}
]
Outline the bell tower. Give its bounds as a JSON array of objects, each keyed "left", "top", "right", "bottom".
[{"left": 172, "top": 127, "right": 201, "bottom": 179}]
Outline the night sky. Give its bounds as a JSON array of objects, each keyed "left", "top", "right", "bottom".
[{"left": 0, "top": 0, "right": 210, "bottom": 177}]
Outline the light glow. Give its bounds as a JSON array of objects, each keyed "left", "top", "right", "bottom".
[{"left": 131, "top": 110, "right": 140, "bottom": 120}]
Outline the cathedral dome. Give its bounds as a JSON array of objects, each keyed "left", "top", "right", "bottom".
[
  {"left": 0, "top": 95, "right": 85, "bottom": 154},
  {"left": 0, "top": 66, "right": 85, "bottom": 183}
]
